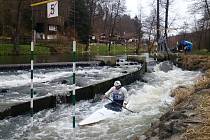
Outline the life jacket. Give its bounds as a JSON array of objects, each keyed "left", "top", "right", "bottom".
[{"left": 112, "top": 90, "right": 125, "bottom": 101}]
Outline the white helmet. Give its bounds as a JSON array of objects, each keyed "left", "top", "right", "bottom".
[{"left": 114, "top": 81, "right": 121, "bottom": 87}]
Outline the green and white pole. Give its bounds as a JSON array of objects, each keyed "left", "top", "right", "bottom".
[
  {"left": 72, "top": 40, "right": 76, "bottom": 129},
  {"left": 97, "top": 41, "right": 99, "bottom": 55},
  {"left": 88, "top": 38, "right": 91, "bottom": 61},
  {"left": 124, "top": 44, "right": 127, "bottom": 55},
  {"left": 30, "top": 39, "right": 34, "bottom": 126},
  {"left": 114, "top": 42, "right": 116, "bottom": 55}
]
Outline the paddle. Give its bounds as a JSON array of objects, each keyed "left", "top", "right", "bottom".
[{"left": 105, "top": 96, "right": 135, "bottom": 113}]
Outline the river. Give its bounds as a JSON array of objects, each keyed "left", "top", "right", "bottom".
[{"left": 0, "top": 62, "right": 201, "bottom": 140}]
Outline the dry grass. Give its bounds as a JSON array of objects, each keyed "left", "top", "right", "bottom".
[
  {"left": 179, "top": 69, "right": 210, "bottom": 140},
  {"left": 180, "top": 55, "right": 210, "bottom": 71},
  {"left": 194, "top": 70, "right": 210, "bottom": 90},
  {"left": 171, "top": 86, "right": 195, "bottom": 105},
  {"left": 168, "top": 69, "right": 210, "bottom": 139},
  {"left": 171, "top": 69, "right": 210, "bottom": 106},
  {"left": 171, "top": 69, "right": 210, "bottom": 105},
  {"left": 183, "top": 95, "right": 210, "bottom": 140}
]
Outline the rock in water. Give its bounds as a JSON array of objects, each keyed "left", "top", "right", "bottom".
[{"left": 159, "top": 61, "right": 173, "bottom": 72}]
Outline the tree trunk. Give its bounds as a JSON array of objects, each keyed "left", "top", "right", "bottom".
[
  {"left": 204, "top": 0, "right": 210, "bottom": 17},
  {"left": 103, "top": 8, "right": 109, "bottom": 34},
  {"left": 198, "top": 20, "right": 205, "bottom": 50},
  {"left": 136, "top": 37, "right": 141, "bottom": 54},
  {"left": 147, "top": 16, "right": 155, "bottom": 54},
  {"left": 208, "top": 29, "right": 210, "bottom": 52},
  {"left": 13, "top": 0, "right": 23, "bottom": 55},
  {"left": 89, "top": 0, "right": 95, "bottom": 31},
  {"left": 164, "top": 0, "right": 170, "bottom": 59},
  {"left": 108, "top": 0, "right": 120, "bottom": 54},
  {"left": 157, "top": 0, "right": 160, "bottom": 42},
  {"left": 165, "top": 0, "right": 169, "bottom": 39}
]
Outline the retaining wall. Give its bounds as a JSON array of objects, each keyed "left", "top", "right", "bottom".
[{"left": 0, "top": 61, "right": 101, "bottom": 71}]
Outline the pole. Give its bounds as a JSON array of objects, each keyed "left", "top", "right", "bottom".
[
  {"left": 31, "top": 0, "right": 56, "bottom": 7},
  {"left": 30, "top": 0, "right": 34, "bottom": 128},
  {"left": 72, "top": 40, "right": 76, "bottom": 128},
  {"left": 114, "top": 42, "right": 116, "bottom": 55},
  {"left": 88, "top": 38, "right": 90, "bottom": 61},
  {"left": 97, "top": 42, "right": 99, "bottom": 55},
  {"left": 124, "top": 43, "right": 127, "bottom": 55},
  {"left": 30, "top": 38, "right": 34, "bottom": 126}
]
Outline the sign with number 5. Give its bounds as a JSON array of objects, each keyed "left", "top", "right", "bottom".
[{"left": 47, "top": 1, "right": 58, "bottom": 18}]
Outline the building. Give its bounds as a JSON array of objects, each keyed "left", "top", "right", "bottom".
[{"left": 32, "top": 0, "right": 72, "bottom": 40}]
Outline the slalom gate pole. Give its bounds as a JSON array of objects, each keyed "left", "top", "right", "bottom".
[
  {"left": 30, "top": 39, "right": 34, "bottom": 126},
  {"left": 124, "top": 44, "right": 127, "bottom": 55},
  {"left": 72, "top": 40, "right": 76, "bottom": 128}
]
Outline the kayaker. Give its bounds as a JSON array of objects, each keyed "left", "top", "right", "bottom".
[{"left": 103, "top": 81, "right": 128, "bottom": 111}]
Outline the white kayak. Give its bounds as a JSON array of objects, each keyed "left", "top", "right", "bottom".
[{"left": 79, "top": 106, "right": 120, "bottom": 126}]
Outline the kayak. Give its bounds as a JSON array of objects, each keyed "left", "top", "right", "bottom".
[{"left": 79, "top": 106, "right": 120, "bottom": 126}]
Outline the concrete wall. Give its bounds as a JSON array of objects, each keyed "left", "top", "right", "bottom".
[
  {"left": 95, "top": 55, "right": 147, "bottom": 66},
  {"left": 0, "top": 63, "right": 146, "bottom": 120},
  {"left": 95, "top": 56, "right": 117, "bottom": 66},
  {"left": 0, "top": 96, "right": 56, "bottom": 120},
  {"left": 0, "top": 61, "right": 101, "bottom": 71}
]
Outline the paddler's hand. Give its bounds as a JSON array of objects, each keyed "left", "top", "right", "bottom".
[
  {"left": 123, "top": 102, "right": 127, "bottom": 107},
  {"left": 101, "top": 95, "right": 107, "bottom": 100}
]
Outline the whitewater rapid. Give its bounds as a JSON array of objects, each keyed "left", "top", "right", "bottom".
[{"left": 0, "top": 63, "right": 201, "bottom": 140}]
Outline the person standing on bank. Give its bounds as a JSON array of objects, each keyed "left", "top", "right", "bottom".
[
  {"left": 176, "top": 40, "right": 193, "bottom": 54},
  {"left": 103, "top": 81, "right": 128, "bottom": 112}
]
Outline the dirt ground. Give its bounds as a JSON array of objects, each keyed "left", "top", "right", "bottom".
[{"left": 141, "top": 54, "right": 210, "bottom": 140}]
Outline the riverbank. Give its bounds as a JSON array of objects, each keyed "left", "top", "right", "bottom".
[{"left": 141, "top": 54, "right": 210, "bottom": 140}]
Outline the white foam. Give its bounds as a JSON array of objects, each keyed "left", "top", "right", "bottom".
[
  {"left": 0, "top": 64, "right": 202, "bottom": 140},
  {"left": 0, "top": 67, "right": 133, "bottom": 88}
]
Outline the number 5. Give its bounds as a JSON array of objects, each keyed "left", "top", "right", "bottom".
[{"left": 50, "top": 4, "right": 55, "bottom": 15}]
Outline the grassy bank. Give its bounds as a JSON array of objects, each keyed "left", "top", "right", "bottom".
[
  {"left": 0, "top": 44, "right": 50, "bottom": 55},
  {"left": 192, "top": 49, "right": 210, "bottom": 56},
  {"left": 0, "top": 43, "right": 145, "bottom": 56},
  {"left": 1, "top": 42, "right": 210, "bottom": 57},
  {"left": 77, "top": 43, "right": 141, "bottom": 55}
]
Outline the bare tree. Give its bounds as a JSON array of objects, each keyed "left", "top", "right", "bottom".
[
  {"left": 156, "top": 0, "right": 160, "bottom": 42},
  {"left": 191, "top": 0, "right": 210, "bottom": 51},
  {"left": 204, "top": 0, "right": 210, "bottom": 17},
  {"left": 134, "top": 16, "right": 143, "bottom": 54},
  {"left": 144, "top": 9, "right": 157, "bottom": 54},
  {"left": 105, "top": 0, "right": 125, "bottom": 53},
  {"left": 13, "top": 0, "right": 24, "bottom": 55},
  {"left": 164, "top": 0, "right": 169, "bottom": 39}
]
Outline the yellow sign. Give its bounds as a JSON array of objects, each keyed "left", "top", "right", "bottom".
[{"left": 31, "top": 0, "right": 57, "bottom": 7}]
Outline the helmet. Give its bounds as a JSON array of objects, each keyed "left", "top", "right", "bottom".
[{"left": 114, "top": 81, "right": 121, "bottom": 87}]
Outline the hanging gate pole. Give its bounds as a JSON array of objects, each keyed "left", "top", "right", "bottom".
[
  {"left": 72, "top": 41, "right": 76, "bottom": 128},
  {"left": 30, "top": 39, "right": 34, "bottom": 126}
]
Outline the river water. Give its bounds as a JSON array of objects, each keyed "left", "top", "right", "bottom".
[
  {"left": 0, "top": 62, "right": 201, "bottom": 140},
  {"left": 0, "top": 65, "right": 141, "bottom": 103}
]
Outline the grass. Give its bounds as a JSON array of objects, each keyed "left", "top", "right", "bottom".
[
  {"left": 192, "top": 49, "right": 210, "bottom": 56},
  {"left": 77, "top": 43, "right": 140, "bottom": 56},
  {"left": 2, "top": 42, "right": 210, "bottom": 57},
  {"left": 0, "top": 43, "right": 146, "bottom": 56},
  {"left": 0, "top": 44, "right": 50, "bottom": 55}
]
